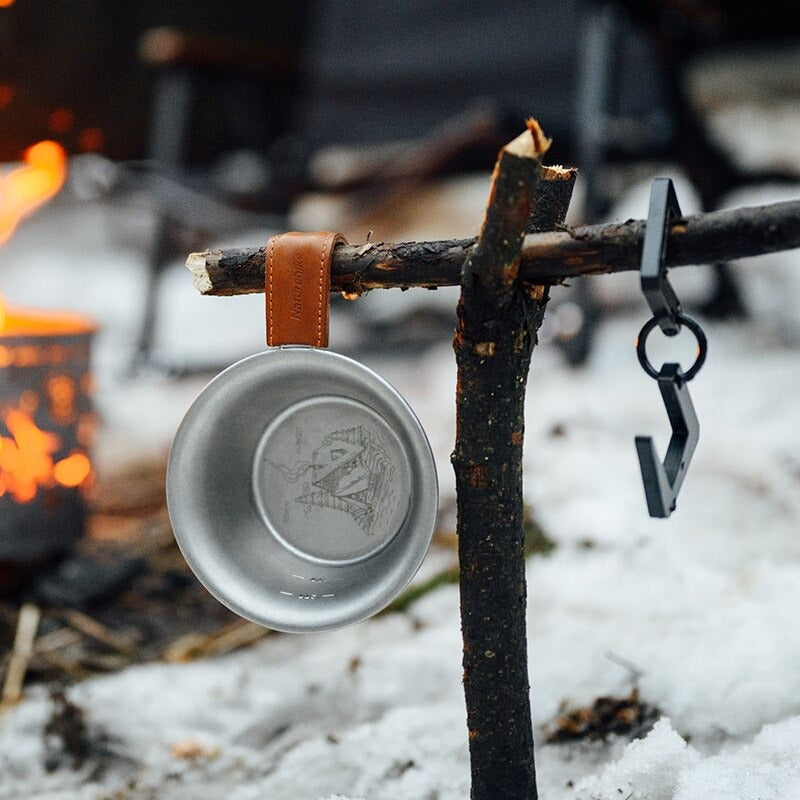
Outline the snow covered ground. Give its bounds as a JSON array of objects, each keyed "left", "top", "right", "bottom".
[{"left": 2, "top": 121, "right": 800, "bottom": 798}]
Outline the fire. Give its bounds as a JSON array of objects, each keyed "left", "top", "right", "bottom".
[
  {"left": 0, "top": 401, "right": 92, "bottom": 503},
  {"left": 0, "top": 139, "right": 95, "bottom": 506},
  {"left": 0, "top": 140, "right": 67, "bottom": 245},
  {"left": 0, "top": 292, "right": 94, "bottom": 338},
  {"left": 53, "top": 452, "right": 92, "bottom": 488}
]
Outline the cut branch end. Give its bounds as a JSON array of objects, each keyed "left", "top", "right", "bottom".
[
  {"left": 186, "top": 252, "right": 214, "bottom": 294},
  {"left": 503, "top": 119, "right": 551, "bottom": 160},
  {"left": 526, "top": 118, "right": 552, "bottom": 157}
]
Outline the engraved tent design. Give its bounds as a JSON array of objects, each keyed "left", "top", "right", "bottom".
[{"left": 270, "top": 425, "right": 397, "bottom": 536}]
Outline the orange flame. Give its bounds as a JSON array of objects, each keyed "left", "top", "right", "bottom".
[
  {"left": 0, "top": 292, "right": 94, "bottom": 338},
  {"left": 0, "top": 140, "right": 67, "bottom": 246},
  {"left": 0, "top": 401, "right": 92, "bottom": 503},
  {"left": 0, "top": 139, "right": 93, "bottom": 503}
]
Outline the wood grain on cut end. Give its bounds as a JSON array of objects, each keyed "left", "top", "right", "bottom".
[
  {"left": 185, "top": 252, "right": 214, "bottom": 294},
  {"left": 540, "top": 164, "right": 576, "bottom": 181}
]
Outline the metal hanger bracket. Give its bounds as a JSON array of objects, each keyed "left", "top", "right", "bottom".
[{"left": 635, "top": 178, "right": 707, "bottom": 518}]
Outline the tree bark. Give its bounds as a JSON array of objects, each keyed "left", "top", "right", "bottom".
[
  {"left": 452, "top": 122, "right": 576, "bottom": 800},
  {"left": 186, "top": 197, "right": 800, "bottom": 295}
]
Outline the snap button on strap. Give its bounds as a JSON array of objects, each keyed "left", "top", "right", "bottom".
[{"left": 265, "top": 231, "right": 347, "bottom": 347}]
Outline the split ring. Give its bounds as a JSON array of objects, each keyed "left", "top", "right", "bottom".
[{"left": 636, "top": 313, "right": 707, "bottom": 381}]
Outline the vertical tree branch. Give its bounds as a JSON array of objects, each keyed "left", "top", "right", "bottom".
[{"left": 453, "top": 121, "right": 576, "bottom": 800}]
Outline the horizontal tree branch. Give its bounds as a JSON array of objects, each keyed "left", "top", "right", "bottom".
[{"left": 186, "top": 197, "right": 800, "bottom": 295}]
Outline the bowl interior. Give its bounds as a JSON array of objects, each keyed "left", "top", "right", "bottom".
[{"left": 167, "top": 348, "right": 438, "bottom": 632}]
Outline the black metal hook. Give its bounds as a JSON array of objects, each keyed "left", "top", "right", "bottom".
[
  {"left": 635, "top": 177, "right": 706, "bottom": 518},
  {"left": 640, "top": 177, "right": 683, "bottom": 336},
  {"left": 635, "top": 363, "right": 700, "bottom": 518}
]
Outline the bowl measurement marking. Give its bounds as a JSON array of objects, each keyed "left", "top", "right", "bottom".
[{"left": 279, "top": 589, "right": 336, "bottom": 599}]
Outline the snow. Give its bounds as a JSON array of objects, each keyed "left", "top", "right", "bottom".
[
  {"left": 2, "top": 129, "right": 800, "bottom": 798},
  {"left": 573, "top": 719, "right": 701, "bottom": 800},
  {"left": 674, "top": 717, "right": 800, "bottom": 800},
  {"left": 570, "top": 715, "right": 800, "bottom": 800}
]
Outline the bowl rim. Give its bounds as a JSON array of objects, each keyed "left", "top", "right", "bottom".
[{"left": 167, "top": 347, "right": 438, "bottom": 633}]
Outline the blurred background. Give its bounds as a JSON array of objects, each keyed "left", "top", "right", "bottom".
[{"left": 1, "top": 3, "right": 800, "bottom": 795}]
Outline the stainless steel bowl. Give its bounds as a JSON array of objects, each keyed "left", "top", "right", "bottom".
[{"left": 167, "top": 347, "right": 438, "bottom": 633}]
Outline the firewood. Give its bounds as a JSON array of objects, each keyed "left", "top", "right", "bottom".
[
  {"left": 35, "top": 649, "right": 88, "bottom": 681},
  {"left": 57, "top": 609, "right": 137, "bottom": 655},
  {"left": 34, "top": 626, "right": 82, "bottom": 654},
  {"left": 164, "top": 619, "right": 270, "bottom": 663},
  {"left": 1, "top": 603, "right": 41, "bottom": 710},
  {"left": 138, "top": 27, "right": 295, "bottom": 76}
]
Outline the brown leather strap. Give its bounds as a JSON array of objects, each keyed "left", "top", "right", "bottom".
[{"left": 265, "top": 231, "right": 346, "bottom": 347}]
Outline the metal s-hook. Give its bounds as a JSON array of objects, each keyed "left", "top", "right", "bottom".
[{"left": 635, "top": 178, "right": 707, "bottom": 518}]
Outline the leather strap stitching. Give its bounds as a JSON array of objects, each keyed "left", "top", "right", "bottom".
[
  {"left": 317, "top": 234, "right": 330, "bottom": 347},
  {"left": 267, "top": 236, "right": 276, "bottom": 344}
]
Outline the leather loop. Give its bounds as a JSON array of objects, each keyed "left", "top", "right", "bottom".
[{"left": 265, "top": 231, "right": 346, "bottom": 347}]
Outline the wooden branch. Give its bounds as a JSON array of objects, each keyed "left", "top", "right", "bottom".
[
  {"left": 453, "top": 120, "right": 576, "bottom": 800},
  {"left": 56, "top": 609, "right": 137, "bottom": 655},
  {"left": 1, "top": 603, "right": 40, "bottom": 710},
  {"left": 331, "top": 105, "right": 508, "bottom": 235},
  {"left": 186, "top": 197, "right": 800, "bottom": 295},
  {"left": 138, "top": 27, "right": 296, "bottom": 76},
  {"left": 309, "top": 102, "right": 503, "bottom": 191}
]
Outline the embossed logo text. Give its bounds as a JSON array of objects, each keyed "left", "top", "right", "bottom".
[{"left": 290, "top": 253, "right": 304, "bottom": 321}]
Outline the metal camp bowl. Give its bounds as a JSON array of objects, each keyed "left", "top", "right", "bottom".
[{"left": 167, "top": 347, "right": 438, "bottom": 633}]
